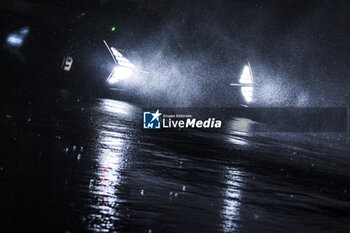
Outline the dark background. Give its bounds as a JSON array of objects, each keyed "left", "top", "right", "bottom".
[
  {"left": 1, "top": 0, "right": 350, "bottom": 106},
  {"left": 1, "top": 2, "right": 350, "bottom": 233}
]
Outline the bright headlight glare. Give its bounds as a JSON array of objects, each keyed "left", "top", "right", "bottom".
[
  {"left": 240, "top": 65, "right": 253, "bottom": 84},
  {"left": 239, "top": 63, "right": 254, "bottom": 103},
  {"left": 241, "top": 86, "right": 253, "bottom": 103},
  {"left": 108, "top": 66, "right": 133, "bottom": 84},
  {"left": 6, "top": 27, "right": 30, "bottom": 48}
]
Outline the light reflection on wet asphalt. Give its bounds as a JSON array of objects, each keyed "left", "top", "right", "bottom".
[{"left": 1, "top": 98, "right": 350, "bottom": 232}]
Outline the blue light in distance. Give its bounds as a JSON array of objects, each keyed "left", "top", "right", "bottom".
[{"left": 6, "top": 27, "right": 30, "bottom": 48}]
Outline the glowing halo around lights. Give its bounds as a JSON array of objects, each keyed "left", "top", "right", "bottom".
[
  {"left": 107, "top": 66, "right": 133, "bottom": 84},
  {"left": 105, "top": 45, "right": 137, "bottom": 85},
  {"left": 6, "top": 35, "right": 23, "bottom": 47},
  {"left": 239, "top": 64, "right": 254, "bottom": 103},
  {"left": 239, "top": 65, "right": 253, "bottom": 84},
  {"left": 6, "top": 27, "right": 30, "bottom": 48},
  {"left": 241, "top": 86, "right": 253, "bottom": 103}
]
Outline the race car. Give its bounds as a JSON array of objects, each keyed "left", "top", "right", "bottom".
[
  {"left": 230, "top": 62, "right": 254, "bottom": 107},
  {"left": 0, "top": 0, "right": 253, "bottom": 106},
  {"left": 0, "top": 1, "right": 151, "bottom": 98}
]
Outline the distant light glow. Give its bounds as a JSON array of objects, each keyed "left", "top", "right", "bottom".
[
  {"left": 111, "top": 26, "right": 116, "bottom": 31},
  {"left": 6, "top": 35, "right": 23, "bottom": 47},
  {"left": 6, "top": 27, "right": 30, "bottom": 48},
  {"left": 240, "top": 64, "right": 254, "bottom": 103},
  {"left": 241, "top": 86, "right": 253, "bottom": 103},
  {"left": 239, "top": 65, "right": 253, "bottom": 84},
  {"left": 108, "top": 66, "right": 133, "bottom": 84},
  {"left": 20, "top": 27, "right": 29, "bottom": 34}
]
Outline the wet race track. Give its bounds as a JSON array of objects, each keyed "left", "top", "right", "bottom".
[{"left": 1, "top": 98, "right": 350, "bottom": 233}]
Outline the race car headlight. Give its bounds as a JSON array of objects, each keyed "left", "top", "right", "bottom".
[
  {"left": 6, "top": 27, "right": 30, "bottom": 48},
  {"left": 241, "top": 86, "right": 253, "bottom": 103},
  {"left": 240, "top": 64, "right": 254, "bottom": 103},
  {"left": 108, "top": 66, "right": 133, "bottom": 84}
]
